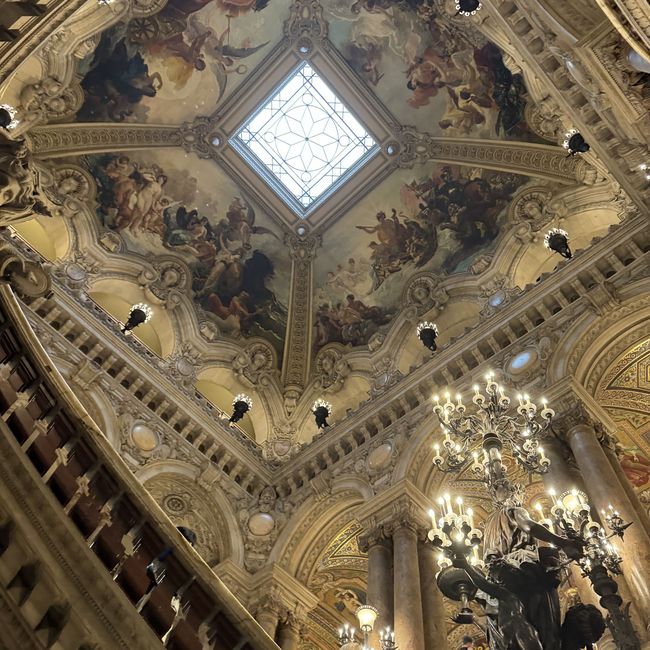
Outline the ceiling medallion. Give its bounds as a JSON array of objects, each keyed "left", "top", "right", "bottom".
[{"left": 230, "top": 61, "right": 378, "bottom": 217}]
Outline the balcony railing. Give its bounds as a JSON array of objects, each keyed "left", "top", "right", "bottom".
[{"left": 0, "top": 282, "right": 278, "bottom": 650}]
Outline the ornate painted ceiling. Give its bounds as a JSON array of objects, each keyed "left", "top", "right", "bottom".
[{"left": 1, "top": 0, "right": 632, "bottom": 445}]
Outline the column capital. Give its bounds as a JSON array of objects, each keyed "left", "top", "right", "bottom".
[
  {"left": 358, "top": 523, "right": 392, "bottom": 553},
  {"left": 356, "top": 479, "right": 431, "bottom": 538}
]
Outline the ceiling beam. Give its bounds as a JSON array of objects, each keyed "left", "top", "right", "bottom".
[
  {"left": 29, "top": 123, "right": 183, "bottom": 158},
  {"left": 396, "top": 130, "right": 596, "bottom": 185},
  {"left": 30, "top": 122, "right": 594, "bottom": 187}
]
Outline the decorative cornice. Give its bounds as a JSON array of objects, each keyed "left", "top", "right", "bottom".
[
  {"left": 29, "top": 124, "right": 183, "bottom": 159},
  {"left": 395, "top": 129, "right": 595, "bottom": 184}
]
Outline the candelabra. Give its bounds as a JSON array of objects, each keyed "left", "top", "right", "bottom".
[
  {"left": 337, "top": 605, "right": 398, "bottom": 650},
  {"left": 427, "top": 373, "right": 640, "bottom": 650},
  {"left": 431, "top": 372, "right": 553, "bottom": 499},
  {"left": 428, "top": 496, "right": 483, "bottom": 624},
  {"left": 535, "top": 489, "right": 639, "bottom": 649}
]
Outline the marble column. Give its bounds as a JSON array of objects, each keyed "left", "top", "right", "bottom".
[
  {"left": 277, "top": 618, "right": 301, "bottom": 650},
  {"left": 366, "top": 533, "right": 393, "bottom": 648},
  {"left": 393, "top": 523, "right": 425, "bottom": 650},
  {"left": 567, "top": 424, "right": 650, "bottom": 636},
  {"left": 602, "top": 442, "right": 650, "bottom": 537},
  {"left": 541, "top": 437, "right": 599, "bottom": 608},
  {"left": 417, "top": 540, "right": 448, "bottom": 650},
  {"left": 255, "top": 602, "right": 280, "bottom": 640}
]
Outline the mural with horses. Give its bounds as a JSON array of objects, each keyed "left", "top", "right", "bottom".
[{"left": 313, "top": 163, "right": 530, "bottom": 351}]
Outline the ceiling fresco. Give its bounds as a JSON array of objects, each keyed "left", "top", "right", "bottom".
[
  {"left": 313, "top": 163, "right": 530, "bottom": 352},
  {"left": 74, "top": 0, "right": 291, "bottom": 123},
  {"left": 81, "top": 149, "right": 291, "bottom": 363},
  {"left": 323, "top": 0, "right": 546, "bottom": 142}
]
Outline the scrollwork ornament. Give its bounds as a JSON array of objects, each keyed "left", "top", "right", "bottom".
[
  {"left": 314, "top": 346, "right": 350, "bottom": 394},
  {"left": 18, "top": 77, "right": 84, "bottom": 128},
  {"left": 284, "top": 0, "right": 328, "bottom": 45},
  {"left": 232, "top": 342, "right": 275, "bottom": 387},
  {"left": 0, "top": 132, "right": 54, "bottom": 227},
  {"left": 403, "top": 272, "right": 448, "bottom": 319}
]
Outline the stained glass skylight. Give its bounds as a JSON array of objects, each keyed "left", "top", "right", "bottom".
[{"left": 230, "top": 62, "right": 378, "bottom": 216}]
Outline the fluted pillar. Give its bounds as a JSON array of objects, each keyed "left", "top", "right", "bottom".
[
  {"left": 567, "top": 424, "right": 650, "bottom": 635},
  {"left": 418, "top": 540, "right": 448, "bottom": 650},
  {"left": 393, "top": 523, "right": 425, "bottom": 650},
  {"left": 365, "top": 533, "right": 393, "bottom": 648}
]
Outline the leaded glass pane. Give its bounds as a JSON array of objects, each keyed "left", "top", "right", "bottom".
[{"left": 231, "top": 62, "right": 378, "bottom": 216}]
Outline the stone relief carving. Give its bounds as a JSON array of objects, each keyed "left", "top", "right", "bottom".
[
  {"left": 314, "top": 346, "right": 350, "bottom": 394},
  {"left": 369, "top": 357, "right": 403, "bottom": 397},
  {"left": 403, "top": 273, "right": 449, "bottom": 319},
  {"left": 157, "top": 342, "right": 200, "bottom": 388},
  {"left": 262, "top": 424, "right": 303, "bottom": 465},
  {"left": 478, "top": 274, "right": 522, "bottom": 317},
  {"left": 284, "top": 0, "right": 329, "bottom": 48},
  {"left": 594, "top": 33, "right": 650, "bottom": 118},
  {"left": 524, "top": 96, "right": 564, "bottom": 142},
  {"left": 18, "top": 77, "right": 84, "bottom": 128},
  {"left": 232, "top": 342, "right": 276, "bottom": 387},
  {"left": 0, "top": 132, "right": 53, "bottom": 227},
  {"left": 138, "top": 260, "right": 189, "bottom": 310},
  {"left": 0, "top": 243, "right": 52, "bottom": 298},
  {"left": 512, "top": 189, "right": 567, "bottom": 229},
  {"left": 237, "top": 486, "right": 294, "bottom": 572}
]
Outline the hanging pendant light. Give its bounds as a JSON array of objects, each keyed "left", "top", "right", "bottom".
[
  {"left": 544, "top": 228, "right": 572, "bottom": 259},
  {"left": 0, "top": 104, "right": 19, "bottom": 130},
  {"left": 229, "top": 394, "right": 252, "bottom": 424},
  {"left": 312, "top": 398, "right": 332, "bottom": 429},
  {"left": 563, "top": 129, "right": 590, "bottom": 156},
  {"left": 121, "top": 303, "right": 153, "bottom": 334},
  {"left": 417, "top": 321, "right": 439, "bottom": 352},
  {"left": 455, "top": 0, "right": 482, "bottom": 15}
]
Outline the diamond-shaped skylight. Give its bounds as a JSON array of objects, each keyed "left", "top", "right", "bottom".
[{"left": 230, "top": 62, "right": 378, "bottom": 217}]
